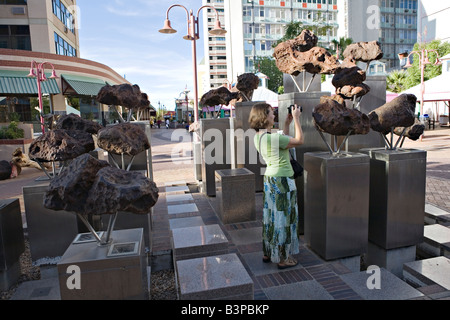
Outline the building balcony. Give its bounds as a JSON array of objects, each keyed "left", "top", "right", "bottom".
[{"left": 396, "top": 8, "right": 417, "bottom": 15}]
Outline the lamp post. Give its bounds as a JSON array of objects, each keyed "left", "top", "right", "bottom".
[
  {"left": 401, "top": 49, "right": 441, "bottom": 118},
  {"left": 159, "top": 4, "right": 227, "bottom": 125},
  {"left": 27, "top": 61, "right": 58, "bottom": 134}
]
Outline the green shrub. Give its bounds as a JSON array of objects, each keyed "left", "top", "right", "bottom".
[{"left": 0, "top": 121, "right": 25, "bottom": 139}]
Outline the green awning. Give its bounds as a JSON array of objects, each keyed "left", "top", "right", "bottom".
[
  {"left": 62, "top": 74, "right": 107, "bottom": 97},
  {"left": 0, "top": 70, "right": 60, "bottom": 95}
]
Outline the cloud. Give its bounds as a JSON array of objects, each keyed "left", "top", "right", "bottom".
[{"left": 105, "top": 5, "right": 141, "bottom": 17}]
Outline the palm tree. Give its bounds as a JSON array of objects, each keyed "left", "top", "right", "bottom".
[
  {"left": 273, "top": 14, "right": 334, "bottom": 48},
  {"left": 330, "top": 37, "right": 354, "bottom": 59},
  {"left": 386, "top": 69, "right": 408, "bottom": 93}
]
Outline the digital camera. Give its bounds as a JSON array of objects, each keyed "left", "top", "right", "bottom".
[{"left": 288, "top": 105, "right": 303, "bottom": 114}]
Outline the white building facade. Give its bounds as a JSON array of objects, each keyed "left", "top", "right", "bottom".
[
  {"left": 418, "top": 1, "right": 450, "bottom": 44},
  {"left": 337, "top": 0, "right": 418, "bottom": 70},
  {"left": 203, "top": 0, "right": 339, "bottom": 90}
]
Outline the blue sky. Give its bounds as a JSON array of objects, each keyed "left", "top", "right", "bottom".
[{"left": 76, "top": 0, "right": 206, "bottom": 111}]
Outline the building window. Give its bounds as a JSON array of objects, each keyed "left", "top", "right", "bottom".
[
  {"left": 54, "top": 32, "right": 76, "bottom": 57},
  {"left": 0, "top": 25, "right": 31, "bottom": 50},
  {"left": 0, "top": 0, "right": 27, "bottom": 4},
  {"left": 52, "top": 0, "right": 76, "bottom": 33}
]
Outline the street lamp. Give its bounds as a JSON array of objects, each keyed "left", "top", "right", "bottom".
[
  {"left": 27, "top": 61, "right": 58, "bottom": 134},
  {"left": 159, "top": 4, "right": 227, "bottom": 125},
  {"left": 401, "top": 49, "right": 441, "bottom": 118}
]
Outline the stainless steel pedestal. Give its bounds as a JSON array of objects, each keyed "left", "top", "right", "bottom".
[
  {"left": 304, "top": 152, "right": 370, "bottom": 261},
  {"left": 279, "top": 92, "right": 332, "bottom": 235},
  {"left": 0, "top": 199, "right": 25, "bottom": 291},
  {"left": 23, "top": 182, "right": 79, "bottom": 263},
  {"left": 234, "top": 101, "right": 265, "bottom": 192},
  {"left": 200, "top": 118, "right": 231, "bottom": 197},
  {"left": 57, "top": 228, "right": 148, "bottom": 300},
  {"left": 360, "top": 148, "right": 427, "bottom": 249}
]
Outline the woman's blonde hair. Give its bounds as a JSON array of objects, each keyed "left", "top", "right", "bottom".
[{"left": 248, "top": 103, "right": 272, "bottom": 132}]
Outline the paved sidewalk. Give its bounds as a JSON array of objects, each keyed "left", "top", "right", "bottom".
[{"left": 1, "top": 126, "right": 449, "bottom": 300}]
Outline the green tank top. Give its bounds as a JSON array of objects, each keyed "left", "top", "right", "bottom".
[{"left": 255, "top": 132, "right": 294, "bottom": 178}]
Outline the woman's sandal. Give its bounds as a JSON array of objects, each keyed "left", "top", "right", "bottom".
[
  {"left": 277, "top": 257, "right": 298, "bottom": 270},
  {"left": 263, "top": 256, "right": 271, "bottom": 263}
]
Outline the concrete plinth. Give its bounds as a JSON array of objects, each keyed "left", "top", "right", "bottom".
[
  {"left": 176, "top": 253, "right": 253, "bottom": 300},
  {"left": 417, "top": 224, "right": 450, "bottom": 259},
  {"left": 57, "top": 228, "right": 149, "bottom": 300},
  {"left": 171, "top": 224, "right": 228, "bottom": 261},
  {"left": 304, "top": 152, "right": 370, "bottom": 261},
  {"left": 365, "top": 241, "right": 416, "bottom": 278},
  {"left": 215, "top": 168, "right": 256, "bottom": 224},
  {"left": 360, "top": 148, "right": 427, "bottom": 249},
  {"left": 0, "top": 199, "right": 25, "bottom": 291},
  {"left": 403, "top": 256, "right": 450, "bottom": 290}
]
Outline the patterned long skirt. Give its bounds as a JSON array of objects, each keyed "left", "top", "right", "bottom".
[{"left": 262, "top": 176, "right": 300, "bottom": 263}]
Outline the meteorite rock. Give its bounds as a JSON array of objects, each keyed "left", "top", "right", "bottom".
[
  {"left": 200, "top": 86, "right": 239, "bottom": 107},
  {"left": 97, "top": 122, "right": 150, "bottom": 156},
  {"left": 292, "top": 29, "right": 319, "bottom": 52},
  {"left": 394, "top": 121, "right": 425, "bottom": 141},
  {"left": 86, "top": 167, "right": 159, "bottom": 215},
  {"left": 236, "top": 73, "right": 260, "bottom": 101},
  {"left": 336, "top": 83, "right": 371, "bottom": 100},
  {"left": 343, "top": 41, "right": 383, "bottom": 62},
  {"left": 0, "top": 160, "right": 11, "bottom": 181},
  {"left": 273, "top": 43, "right": 340, "bottom": 76},
  {"left": 11, "top": 148, "right": 49, "bottom": 175},
  {"left": 332, "top": 57, "right": 366, "bottom": 88},
  {"left": 97, "top": 84, "right": 150, "bottom": 110},
  {"left": 369, "top": 94, "right": 417, "bottom": 135},
  {"left": 29, "top": 129, "right": 95, "bottom": 162},
  {"left": 44, "top": 153, "right": 110, "bottom": 214},
  {"left": 313, "top": 96, "right": 370, "bottom": 136},
  {"left": 55, "top": 113, "right": 103, "bottom": 134}
]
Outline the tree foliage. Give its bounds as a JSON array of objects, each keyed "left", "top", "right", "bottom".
[
  {"left": 253, "top": 56, "right": 283, "bottom": 93},
  {"left": 330, "top": 37, "right": 354, "bottom": 59},
  {"left": 386, "top": 69, "right": 408, "bottom": 93},
  {"left": 273, "top": 14, "right": 334, "bottom": 49},
  {"left": 403, "top": 40, "right": 450, "bottom": 90}
]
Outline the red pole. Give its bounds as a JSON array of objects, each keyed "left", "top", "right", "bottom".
[
  {"left": 191, "top": 13, "right": 199, "bottom": 124},
  {"left": 36, "top": 67, "right": 45, "bottom": 134}
]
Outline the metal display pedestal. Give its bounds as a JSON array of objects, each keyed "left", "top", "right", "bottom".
[
  {"left": 200, "top": 118, "right": 231, "bottom": 197},
  {"left": 360, "top": 148, "right": 427, "bottom": 249},
  {"left": 215, "top": 168, "right": 256, "bottom": 224},
  {"left": 234, "top": 101, "right": 265, "bottom": 192},
  {"left": 0, "top": 199, "right": 25, "bottom": 291},
  {"left": 23, "top": 182, "right": 79, "bottom": 263},
  {"left": 57, "top": 228, "right": 149, "bottom": 300},
  {"left": 304, "top": 152, "right": 370, "bottom": 261},
  {"left": 360, "top": 148, "right": 427, "bottom": 276}
]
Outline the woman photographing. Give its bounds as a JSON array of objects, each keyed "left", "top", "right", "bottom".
[{"left": 249, "top": 103, "right": 304, "bottom": 269}]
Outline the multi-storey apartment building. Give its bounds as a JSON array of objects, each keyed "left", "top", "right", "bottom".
[
  {"left": 202, "top": 0, "right": 339, "bottom": 90},
  {"left": 338, "top": 0, "right": 418, "bottom": 70},
  {"left": 0, "top": 0, "right": 79, "bottom": 56},
  {"left": 0, "top": 0, "right": 131, "bottom": 125},
  {"left": 418, "top": 1, "right": 450, "bottom": 44},
  {"left": 201, "top": 0, "right": 227, "bottom": 90}
]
